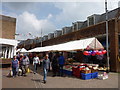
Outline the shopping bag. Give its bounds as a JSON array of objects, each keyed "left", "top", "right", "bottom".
[
  {"left": 10, "top": 70, "right": 13, "bottom": 76},
  {"left": 7, "top": 70, "right": 13, "bottom": 77},
  {"left": 18, "top": 68, "right": 22, "bottom": 76},
  {"left": 27, "top": 68, "right": 30, "bottom": 73}
]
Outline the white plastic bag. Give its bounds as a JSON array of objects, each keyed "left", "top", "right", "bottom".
[
  {"left": 7, "top": 70, "right": 13, "bottom": 77},
  {"left": 98, "top": 74, "right": 108, "bottom": 80}
]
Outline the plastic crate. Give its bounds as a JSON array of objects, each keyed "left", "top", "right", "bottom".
[
  {"left": 74, "top": 74, "right": 80, "bottom": 78},
  {"left": 63, "top": 70, "right": 73, "bottom": 76},
  {"left": 81, "top": 73, "right": 92, "bottom": 80},
  {"left": 66, "top": 70, "right": 73, "bottom": 76},
  {"left": 72, "top": 67, "right": 85, "bottom": 77},
  {"left": 91, "top": 72, "right": 98, "bottom": 78}
]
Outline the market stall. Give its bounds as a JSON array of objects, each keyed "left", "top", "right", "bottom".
[
  {"left": 16, "top": 48, "right": 28, "bottom": 54},
  {"left": 28, "top": 37, "right": 104, "bottom": 52},
  {"left": 0, "top": 38, "right": 18, "bottom": 59},
  {"left": 28, "top": 37, "right": 108, "bottom": 80}
]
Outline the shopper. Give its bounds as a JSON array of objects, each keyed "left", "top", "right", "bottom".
[
  {"left": 33, "top": 55, "right": 40, "bottom": 74},
  {"left": 11, "top": 55, "right": 19, "bottom": 77},
  {"left": 16, "top": 53, "right": 20, "bottom": 61},
  {"left": 51, "top": 53, "right": 59, "bottom": 77},
  {"left": 58, "top": 52, "right": 65, "bottom": 77},
  {"left": 21, "top": 54, "right": 30, "bottom": 76},
  {"left": 43, "top": 54, "right": 50, "bottom": 84},
  {"left": 18, "top": 54, "right": 24, "bottom": 76},
  {"left": 97, "top": 54, "right": 104, "bottom": 67},
  {"left": 29, "top": 53, "right": 33, "bottom": 64}
]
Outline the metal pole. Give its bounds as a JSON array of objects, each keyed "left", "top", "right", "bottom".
[
  {"left": 41, "top": 28, "right": 42, "bottom": 47},
  {"left": 105, "top": 0, "right": 110, "bottom": 73}
]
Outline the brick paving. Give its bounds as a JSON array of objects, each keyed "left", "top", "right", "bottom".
[{"left": 1, "top": 66, "right": 119, "bottom": 88}]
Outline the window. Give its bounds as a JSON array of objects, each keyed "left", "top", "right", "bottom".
[{"left": 88, "top": 16, "right": 94, "bottom": 26}]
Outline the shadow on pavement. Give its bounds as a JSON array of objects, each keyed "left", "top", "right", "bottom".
[{"left": 31, "top": 78, "right": 42, "bottom": 82}]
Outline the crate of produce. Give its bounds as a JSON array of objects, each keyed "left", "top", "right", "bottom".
[
  {"left": 91, "top": 72, "right": 98, "bottom": 78},
  {"left": 81, "top": 73, "right": 92, "bottom": 80},
  {"left": 72, "top": 67, "right": 85, "bottom": 77},
  {"left": 91, "top": 69, "right": 98, "bottom": 73},
  {"left": 81, "top": 70, "right": 91, "bottom": 74}
]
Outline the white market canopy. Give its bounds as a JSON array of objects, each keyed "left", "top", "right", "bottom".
[
  {"left": 0, "top": 38, "right": 19, "bottom": 59},
  {"left": 28, "top": 37, "right": 104, "bottom": 52},
  {"left": 0, "top": 38, "right": 18, "bottom": 46},
  {"left": 19, "top": 48, "right": 28, "bottom": 53},
  {"left": 16, "top": 49, "right": 21, "bottom": 52}
]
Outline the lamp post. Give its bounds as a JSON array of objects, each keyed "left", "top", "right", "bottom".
[
  {"left": 105, "top": 0, "right": 110, "bottom": 73},
  {"left": 41, "top": 28, "right": 42, "bottom": 47}
]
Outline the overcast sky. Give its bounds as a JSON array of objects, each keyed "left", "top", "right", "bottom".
[{"left": 1, "top": 0, "right": 120, "bottom": 40}]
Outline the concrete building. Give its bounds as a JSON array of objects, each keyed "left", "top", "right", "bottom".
[
  {"left": 62, "top": 27, "right": 72, "bottom": 35},
  {"left": 72, "top": 21, "right": 84, "bottom": 31},
  {"left": 0, "top": 15, "right": 18, "bottom": 59},
  {"left": 87, "top": 14, "right": 101, "bottom": 26},
  {"left": 54, "top": 30, "right": 62, "bottom": 37},
  {"left": 43, "top": 35, "right": 48, "bottom": 41},
  {"left": 48, "top": 33, "right": 54, "bottom": 39}
]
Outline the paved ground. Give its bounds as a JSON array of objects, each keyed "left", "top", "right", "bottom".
[{"left": 1, "top": 65, "right": 119, "bottom": 88}]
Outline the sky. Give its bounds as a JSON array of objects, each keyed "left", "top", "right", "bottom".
[{"left": 1, "top": 0, "right": 120, "bottom": 40}]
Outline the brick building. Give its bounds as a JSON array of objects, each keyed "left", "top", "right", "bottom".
[
  {"left": 0, "top": 15, "right": 16, "bottom": 39},
  {"left": 18, "top": 7, "right": 120, "bottom": 72},
  {"left": 0, "top": 15, "right": 18, "bottom": 59}
]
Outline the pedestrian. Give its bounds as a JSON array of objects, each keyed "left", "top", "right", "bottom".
[
  {"left": 33, "top": 54, "right": 40, "bottom": 74},
  {"left": 11, "top": 55, "right": 19, "bottom": 77},
  {"left": 51, "top": 53, "right": 59, "bottom": 77},
  {"left": 39, "top": 53, "right": 43, "bottom": 67},
  {"left": 48, "top": 52, "right": 53, "bottom": 71},
  {"left": 29, "top": 53, "right": 33, "bottom": 64},
  {"left": 97, "top": 54, "right": 104, "bottom": 67},
  {"left": 21, "top": 54, "right": 30, "bottom": 76},
  {"left": 18, "top": 54, "right": 24, "bottom": 76},
  {"left": 43, "top": 54, "right": 50, "bottom": 84},
  {"left": 58, "top": 52, "right": 65, "bottom": 77},
  {"left": 16, "top": 53, "right": 20, "bottom": 61}
]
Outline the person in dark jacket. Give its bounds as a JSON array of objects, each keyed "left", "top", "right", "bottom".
[
  {"left": 43, "top": 54, "right": 50, "bottom": 84},
  {"left": 11, "top": 56, "right": 19, "bottom": 77},
  {"left": 51, "top": 53, "right": 59, "bottom": 77},
  {"left": 58, "top": 52, "right": 65, "bottom": 76}
]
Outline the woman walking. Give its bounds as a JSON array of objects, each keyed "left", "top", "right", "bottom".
[{"left": 11, "top": 56, "right": 19, "bottom": 77}]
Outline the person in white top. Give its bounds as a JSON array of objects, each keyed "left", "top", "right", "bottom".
[{"left": 33, "top": 55, "right": 40, "bottom": 74}]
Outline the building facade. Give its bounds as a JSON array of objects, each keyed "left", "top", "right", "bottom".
[
  {"left": 18, "top": 7, "right": 120, "bottom": 72},
  {"left": 0, "top": 15, "right": 17, "bottom": 59},
  {"left": 0, "top": 15, "right": 16, "bottom": 39}
]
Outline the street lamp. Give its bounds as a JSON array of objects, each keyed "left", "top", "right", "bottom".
[
  {"left": 105, "top": 0, "right": 110, "bottom": 73},
  {"left": 40, "top": 28, "right": 43, "bottom": 47}
]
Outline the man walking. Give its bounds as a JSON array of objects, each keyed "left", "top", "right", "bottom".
[{"left": 43, "top": 54, "right": 50, "bottom": 84}]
